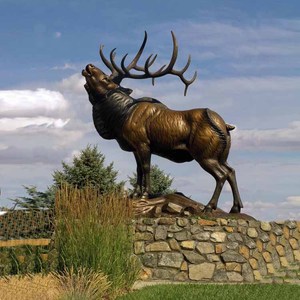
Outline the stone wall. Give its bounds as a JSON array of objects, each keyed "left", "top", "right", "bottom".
[{"left": 133, "top": 217, "right": 300, "bottom": 283}]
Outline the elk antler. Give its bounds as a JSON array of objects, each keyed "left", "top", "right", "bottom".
[{"left": 99, "top": 31, "right": 197, "bottom": 96}]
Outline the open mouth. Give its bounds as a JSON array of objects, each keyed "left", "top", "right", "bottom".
[
  {"left": 82, "top": 64, "right": 93, "bottom": 77},
  {"left": 82, "top": 69, "right": 89, "bottom": 77}
]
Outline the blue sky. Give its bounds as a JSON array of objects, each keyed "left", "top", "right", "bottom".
[{"left": 0, "top": 0, "right": 299, "bottom": 220}]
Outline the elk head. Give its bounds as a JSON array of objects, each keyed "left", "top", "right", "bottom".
[
  {"left": 83, "top": 31, "right": 197, "bottom": 96},
  {"left": 82, "top": 64, "right": 119, "bottom": 97}
]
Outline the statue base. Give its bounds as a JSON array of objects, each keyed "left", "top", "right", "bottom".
[{"left": 132, "top": 193, "right": 255, "bottom": 220}]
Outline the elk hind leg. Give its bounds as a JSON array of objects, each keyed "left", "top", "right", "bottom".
[
  {"left": 224, "top": 163, "right": 243, "bottom": 213},
  {"left": 198, "top": 159, "right": 228, "bottom": 212}
]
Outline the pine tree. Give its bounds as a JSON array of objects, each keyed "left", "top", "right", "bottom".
[
  {"left": 11, "top": 185, "right": 56, "bottom": 210},
  {"left": 128, "top": 164, "right": 176, "bottom": 196},
  {"left": 13, "top": 145, "right": 123, "bottom": 209},
  {"left": 53, "top": 145, "right": 123, "bottom": 194}
]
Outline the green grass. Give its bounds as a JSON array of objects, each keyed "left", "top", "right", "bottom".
[{"left": 117, "top": 284, "right": 300, "bottom": 300}]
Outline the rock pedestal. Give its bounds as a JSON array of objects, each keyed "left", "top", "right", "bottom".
[
  {"left": 132, "top": 193, "right": 254, "bottom": 220},
  {"left": 134, "top": 216, "right": 300, "bottom": 283}
]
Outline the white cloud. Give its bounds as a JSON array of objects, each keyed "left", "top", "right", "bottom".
[
  {"left": 0, "top": 89, "right": 69, "bottom": 118},
  {"left": 0, "top": 146, "right": 68, "bottom": 164},
  {"left": 51, "top": 63, "right": 76, "bottom": 71},
  {"left": 233, "top": 121, "right": 300, "bottom": 151},
  {"left": 281, "top": 196, "right": 300, "bottom": 207},
  {"left": 160, "top": 20, "right": 300, "bottom": 57},
  {"left": 198, "top": 76, "right": 300, "bottom": 94},
  {"left": 0, "top": 86, "right": 89, "bottom": 166},
  {"left": 212, "top": 196, "right": 300, "bottom": 221},
  {"left": 0, "top": 117, "right": 69, "bottom": 131},
  {"left": 58, "top": 73, "right": 86, "bottom": 94},
  {"left": 145, "top": 19, "right": 300, "bottom": 78},
  {"left": 54, "top": 31, "right": 62, "bottom": 38}
]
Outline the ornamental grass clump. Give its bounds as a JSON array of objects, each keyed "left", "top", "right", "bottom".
[
  {"left": 55, "top": 184, "right": 140, "bottom": 294},
  {"left": 53, "top": 266, "right": 110, "bottom": 300}
]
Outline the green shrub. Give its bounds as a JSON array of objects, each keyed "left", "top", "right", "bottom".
[{"left": 0, "top": 245, "right": 57, "bottom": 276}]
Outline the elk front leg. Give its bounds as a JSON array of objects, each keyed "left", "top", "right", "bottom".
[
  {"left": 136, "top": 144, "right": 151, "bottom": 199},
  {"left": 132, "top": 152, "right": 143, "bottom": 198}
]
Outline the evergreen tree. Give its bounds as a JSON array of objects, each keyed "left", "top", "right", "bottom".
[
  {"left": 128, "top": 164, "right": 176, "bottom": 196},
  {"left": 12, "top": 185, "right": 56, "bottom": 210},
  {"left": 53, "top": 145, "right": 123, "bottom": 194},
  {"left": 13, "top": 145, "right": 123, "bottom": 209}
]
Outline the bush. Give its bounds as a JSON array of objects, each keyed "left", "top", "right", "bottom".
[{"left": 128, "top": 164, "right": 175, "bottom": 196}]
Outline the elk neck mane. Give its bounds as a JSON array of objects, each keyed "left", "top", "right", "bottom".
[{"left": 92, "top": 88, "right": 137, "bottom": 140}]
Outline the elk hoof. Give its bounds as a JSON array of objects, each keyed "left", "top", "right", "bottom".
[
  {"left": 141, "top": 192, "right": 149, "bottom": 199},
  {"left": 229, "top": 205, "right": 241, "bottom": 214},
  {"left": 203, "top": 205, "right": 213, "bottom": 213},
  {"left": 131, "top": 192, "right": 141, "bottom": 199}
]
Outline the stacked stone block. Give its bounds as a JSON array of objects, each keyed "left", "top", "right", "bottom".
[{"left": 133, "top": 217, "right": 300, "bottom": 283}]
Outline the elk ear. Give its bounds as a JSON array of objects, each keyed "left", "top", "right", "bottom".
[
  {"left": 119, "top": 87, "right": 133, "bottom": 95},
  {"left": 84, "top": 84, "right": 90, "bottom": 94},
  {"left": 85, "top": 84, "right": 97, "bottom": 104}
]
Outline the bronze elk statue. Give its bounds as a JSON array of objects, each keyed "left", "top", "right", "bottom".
[{"left": 82, "top": 32, "right": 243, "bottom": 213}]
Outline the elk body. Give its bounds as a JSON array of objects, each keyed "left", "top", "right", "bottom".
[{"left": 82, "top": 32, "right": 243, "bottom": 213}]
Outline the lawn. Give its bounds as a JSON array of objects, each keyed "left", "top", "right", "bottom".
[{"left": 117, "top": 283, "right": 300, "bottom": 300}]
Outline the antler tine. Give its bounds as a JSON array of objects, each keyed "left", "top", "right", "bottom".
[
  {"left": 144, "top": 31, "right": 197, "bottom": 94},
  {"left": 121, "top": 31, "right": 158, "bottom": 78},
  {"left": 144, "top": 55, "right": 155, "bottom": 75},
  {"left": 183, "top": 70, "right": 197, "bottom": 96},
  {"left": 109, "top": 31, "right": 150, "bottom": 83},
  {"left": 125, "top": 31, "right": 148, "bottom": 70},
  {"left": 109, "top": 49, "right": 124, "bottom": 75},
  {"left": 147, "top": 61, "right": 166, "bottom": 86},
  {"left": 99, "top": 45, "right": 115, "bottom": 73},
  {"left": 99, "top": 45, "right": 123, "bottom": 81},
  {"left": 170, "top": 54, "right": 198, "bottom": 96},
  {"left": 120, "top": 54, "right": 129, "bottom": 74},
  {"left": 121, "top": 53, "right": 157, "bottom": 75},
  {"left": 179, "top": 54, "right": 192, "bottom": 74},
  {"left": 149, "top": 31, "right": 178, "bottom": 77},
  {"left": 134, "top": 54, "right": 157, "bottom": 72}
]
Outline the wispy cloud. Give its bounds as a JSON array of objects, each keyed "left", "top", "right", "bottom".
[
  {"left": 142, "top": 19, "right": 300, "bottom": 77},
  {"left": 58, "top": 73, "right": 86, "bottom": 93},
  {"left": 54, "top": 31, "right": 62, "bottom": 38},
  {"left": 0, "top": 117, "right": 69, "bottom": 131},
  {"left": 281, "top": 196, "right": 300, "bottom": 207},
  {"left": 51, "top": 63, "right": 77, "bottom": 71},
  {"left": 233, "top": 121, "right": 300, "bottom": 151}
]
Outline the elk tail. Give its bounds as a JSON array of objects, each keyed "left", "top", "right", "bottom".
[
  {"left": 226, "top": 124, "right": 235, "bottom": 131},
  {"left": 205, "top": 108, "right": 227, "bottom": 152}
]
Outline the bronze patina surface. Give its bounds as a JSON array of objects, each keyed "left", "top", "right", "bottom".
[{"left": 82, "top": 32, "right": 243, "bottom": 214}]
